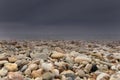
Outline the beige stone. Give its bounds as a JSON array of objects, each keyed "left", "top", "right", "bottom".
[{"left": 4, "top": 63, "right": 18, "bottom": 71}]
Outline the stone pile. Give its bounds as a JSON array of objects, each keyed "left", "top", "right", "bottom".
[{"left": 0, "top": 40, "right": 119, "bottom": 80}]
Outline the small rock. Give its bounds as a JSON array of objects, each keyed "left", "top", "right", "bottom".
[
  {"left": 0, "top": 60, "right": 8, "bottom": 65},
  {"left": 54, "top": 47, "right": 64, "bottom": 53},
  {"left": 28, "top": 64, "right": 38, "bottom": 71},
  {"left": 20, "top": 65, "right": 28, "bottom": 72},
  {"left": 52, "top": 69, "right": 59, "bottom": 77},
  {"left": 51, "top": 51, "right": 65, "bottom": 59},
  {"left": 8, "top": 56, "right": 17, "bottom": 63},
  {"left": 61, "top": 70, "right": 75, "bottom": 78},
  {"left": 35, "top": 77, "right": 42, "bottom": 80},
  {"left": 113, "top": 53, "right": 120, "bottom": 60},
  {"left": 74, "top": 55, "right": 91, "bottom": 63},
  {"left": 0, "top": 68, "right": 8, "bottom": 77},
  {"left": 41, "top": 62, "right": 54, "bottom": 71},
  {"left": 4, "top": 63, "right": 18, "bottom": 71},
  {"left": 7, "top": 72, "right": 24, "bottom": 80},
  {"left": 24, "top": 69, "right": 31, "bottom": 76},
  {"left": 31, "top": 69, "right": 43, "bottom": 78},
  {"left": 70, "top": 51, "right": 80, "bottom": 57},
  {"left": 96, "top": 73, "right": 110, "bottom": 80},
  {"left": 30, "top": 52, "right": 48, "bottom": 60},
  {"left": 0, "top": 54, "right": 7, "bottom": 60},
  {"left": 76, "top": 70, "right": 86, "bottom": 77},
  {"left": 42, "top": 72, "right": 54, "bottom": 80},
  {"left": 84, "top": 64, "right": 92, "bottom": 73},
  {"left": 110, "top": 72, "right": 120, "bottom": 80}
]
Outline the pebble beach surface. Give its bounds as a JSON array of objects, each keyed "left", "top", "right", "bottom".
[{"left": 0, "top": 40, "right": 120, "bottom": 80}]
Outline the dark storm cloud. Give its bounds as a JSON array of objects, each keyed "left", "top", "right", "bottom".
[
  {"left": 0, "top": 0, "right": 120, "bottom": 39},
  {"left": 0, "top": 0, "right": 119, "bottom": 24}
]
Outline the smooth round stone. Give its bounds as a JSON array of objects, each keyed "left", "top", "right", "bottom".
[
  {"left": 7, "top": 72, "right": 24, "bottom": 80},
  {"left": 31, "top": 69, "right": 43, "bottom": 78},
  {"left": 51, "top": 51, "right": 65, "bottom": 59},
  {"left": 110, "top": 72, "right": 120, "bottom": 80},
  {"left": 24, "top": 69, "right": 31, "bottom": 76},
  {"left": 0, "top": 68, "right": 8, "bottom": 77},
  {"left": 4, "top": 63, "right": 18, "bottom": 71},
  {"left": 41, "top": 62, "right": 54, "bottom": 71},
  {"left": 28, "top": 64, "right": 38, "bottom": 71},
  {"left": 96, "top": 73, "right": 110, "bottom": 80},
  {"left": 42, "top": 72, "right": 54, "bottom": 80},
  {"left": 52, "top": 69, "right": 59, "bottom": 77}
]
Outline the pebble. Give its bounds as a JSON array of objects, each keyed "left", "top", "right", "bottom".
[
  {"left": 30, "top": 52, "right": 48, "bottom": 60},
  {"left": 0, "top": 40, "right": 119, "bottom": 80},
  {"left": 61, "top": 70, "right": 75, "bottom": 78},
  {"left": 112, "top": 53, "right": 120, "bottom": 60},
  {"left": 52, "top": 69, "right": 59, "bottom": 77},
  {"left": 110, "top": 72, "right": 120, "bottom": 80},
  {"left": 76, "top": 70, "right": 86, "bottom": 77},
  {"left": 42, "top": 72, "right": 54, "bottom": 80},
  {"left": 74, "top": 55, "right": 91, "bottom": 63},
  {"left": 0, "top": 54, "right": 7, "bottom": 60},
  {"left": 41, "top": 62, "right": 54, "bottom": 71},
  {"left": 96, "top": 73, "right": 110, "bottom": 80},
  {"left": 0, "top": 68, "right": 8, "bottom": 77},
  {"left": 8, "top": 56, "right": 17, "bottom": 63},
  {"left": 0, "top": 60, "right": 8, "bottom": 65},
  {"left": 70, "top": 51, "right": 80, "bottom": 57},
  {"left": 28, "top": 64, "right": 38, "bottom": 71},
  {"left": 35, "top": 77, "right": 42, "bottom": 80},
  {"left": 7, "top": 72, "right": 24, "bottom": 80},
  {"left": 4, "top": 63, "right": 18, "bottom": 71},
  {"left": 51, "top": 51, "right": 65, "bottom": 59},
  {"left": 84, "top": 64, "right": 92, "bottom": 73},
  {"left": 24, "top": 69, "right": 31, "bottom": 76},
  {"left": 20, "top": 65, "right": 28, "bottom": 72},
  {"left": 31, "top": 69, "right": 43, "bottom": 78}
]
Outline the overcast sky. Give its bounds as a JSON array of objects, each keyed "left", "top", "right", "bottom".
[{"left": 0, "top": 0, "right": 120, "bottom": 40}]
